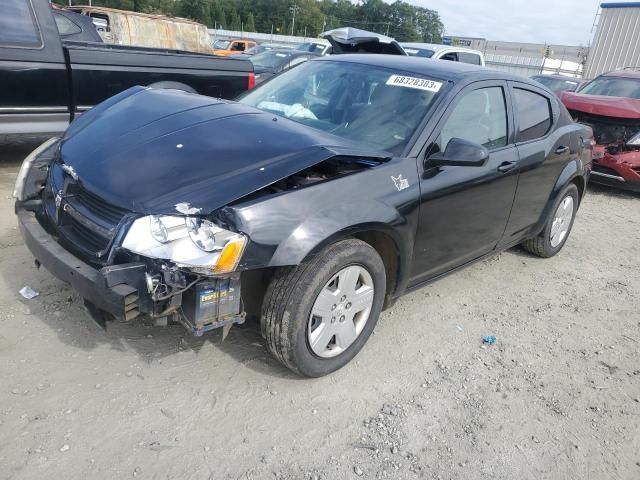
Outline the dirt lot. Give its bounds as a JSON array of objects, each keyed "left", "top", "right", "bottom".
[{"left": 1, "top": 144, "right": 639, "bottom": 480}]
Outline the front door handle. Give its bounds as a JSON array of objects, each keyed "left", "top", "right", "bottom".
[
  {"left": 497, "top": 161, "right": 518, "bottom": 173},
  {"left": 555, "top": 145, "right": 570, "bottom": 155}
]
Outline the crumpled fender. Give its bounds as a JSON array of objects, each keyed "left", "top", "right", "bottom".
[
  {"left": 269, "top": 199, "right": 404, "bottom": 266},
  {"left": 226, "top": 156, "right": 420, "bottom": 293}
]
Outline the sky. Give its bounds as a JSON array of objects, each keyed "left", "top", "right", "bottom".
[{"left": 409, "top": 0, "right": 604, "bottom": 46}]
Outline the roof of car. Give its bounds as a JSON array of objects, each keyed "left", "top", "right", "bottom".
[
  {"left": 531, "top": 74, "right": 579, "bottom": 81},
  {"left": 267, "top": 48, "right": 319, "bottom": 57},
  {"left": 315, "top": 54, "right": 524, "bottom": 83},
  {"left": 602, "top": 69, "right": 640, "bottom": 79},
  {"left": 400, "top": 42, "right": 481, "bottom": 54}
]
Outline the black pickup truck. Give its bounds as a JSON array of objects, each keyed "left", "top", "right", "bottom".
[{"left": 0, "top": 0, "right": 254, "bottom": 143}]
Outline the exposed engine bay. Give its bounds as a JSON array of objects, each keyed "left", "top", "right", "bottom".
[
  {"left": 569, "top": 109, "right": 640, "bottom": 154},
  {"left": 234, "top": 156, "right": 385, "bottom": 203}
]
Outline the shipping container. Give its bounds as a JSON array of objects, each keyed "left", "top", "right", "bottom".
[{"left": 585, "top": 2, "right": 640, "bottom": 78}]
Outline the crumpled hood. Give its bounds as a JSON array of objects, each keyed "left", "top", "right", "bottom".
[
  {"left": 59, "top": 87, "right": 388, "bottom": 215},
  {"left": 559, "top": 91, "right": 640, "bottom": 119}
]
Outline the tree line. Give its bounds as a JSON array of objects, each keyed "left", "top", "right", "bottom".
[{"left": 73, "top": 0, "right": 444, "bottom": 43}]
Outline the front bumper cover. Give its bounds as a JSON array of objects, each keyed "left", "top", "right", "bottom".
[
  {"left": 591, "top": 145, "right": 640, "bottom": 192},
  {"left": 18, "top": 211, "right": 144, "bottom": 320},
  {"left": 18, "top": 210, "right": 245, "bottom": 334}
]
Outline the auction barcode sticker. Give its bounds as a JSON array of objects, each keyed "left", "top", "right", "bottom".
[{"left": 386, "top": 75, "right": 442, "bottom": 92}]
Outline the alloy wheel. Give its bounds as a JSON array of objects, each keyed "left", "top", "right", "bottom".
[
  {"left": 549, "top": 195, "right": 574, "bottom": 248},
  {"left": 307, "top": 265, "right": 375, "bottom": 358}
]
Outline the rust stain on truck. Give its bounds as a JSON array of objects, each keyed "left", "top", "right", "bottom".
[{"left": 69, "top": 6, "right": 215, "bottom": 54}]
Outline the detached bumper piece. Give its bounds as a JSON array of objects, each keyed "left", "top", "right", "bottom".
[{"left": 18, "top": 211, "right": 144, "bottom": 322}]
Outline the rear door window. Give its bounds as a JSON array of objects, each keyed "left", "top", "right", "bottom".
[
  {"left": 457, "top": 52, "right": 481, "bottom": 65},
  {"left": 0, "top": 0, "right": 42, "bottom": 48},
  {"left": 54, "top": 13, "right": 82, "bottom": 37},
  {"left": 514, "top": 88, "right": 552, "bottom": 142}
]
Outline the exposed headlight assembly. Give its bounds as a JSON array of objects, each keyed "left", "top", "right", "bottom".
[
  {"left": 122, "top": 215, "right": 247, "bottom": 275},
  {"left": 627, "top": 131, "right": 640, "bottom": 146},
  {"left": 13, "top": 137, "right": 59, "bottom": 201}
]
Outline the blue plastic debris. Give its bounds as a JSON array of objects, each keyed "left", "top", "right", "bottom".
[{"left": 482, "top": 335, "right": 497, "bottom": 345}]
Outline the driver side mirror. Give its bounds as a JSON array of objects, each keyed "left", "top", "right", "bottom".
[{"left": 427, "top": 137, "right": 489, "bottom": 167}]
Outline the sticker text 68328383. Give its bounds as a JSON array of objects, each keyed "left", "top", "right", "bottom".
[{"left": 386, "top": 75, "right": 443, "bottom": 93}]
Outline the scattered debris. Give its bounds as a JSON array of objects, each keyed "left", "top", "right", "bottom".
[
  {"left": 482, "top": 335, "right": 497, "bottom": 346},
  {"left": 600, "top": 361, "right": 618, "bottom": 375},
  {"left": 353, "top": 466, "right": 364, "bottom": 476},
  {"left": 160, "top": 408, "right": 176, "bottom": 420},
  {"left": 19, "top": 286, "right": 39, "bottom": 300},
  {"left": 352, "top": 443, "right": 376, "bottom": 451}
]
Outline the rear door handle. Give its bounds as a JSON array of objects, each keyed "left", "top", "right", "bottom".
[
  {"left": 555, "top": 146, "right": 570, "bottom": 155},
  {"left": 497, "top": 161, "right": 518, "bottom": 173}
]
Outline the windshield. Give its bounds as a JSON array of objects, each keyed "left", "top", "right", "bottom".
[
  {"left": 213, "top": 40, "right": 230, "bottom": 50},
  {"left": 579, "top": 76, "right": 640, "bottom": 99},
  {"left": 239, "top": 60, "right": 444, "bottom": 153},
  {"left": 250, "top": 51, "right": 292, "bottom": 69},
  {"left": 403, "top": 47, "right": 435, "bottom": 58},
  {"left": 532, "top": 76, "right": 579, "bottom": 92},
  {"left": 297, "top": 42, "right": 325, "bottom": 54},
  {"left": 244, "top": 45, "right": 263, "bottom": 55}
]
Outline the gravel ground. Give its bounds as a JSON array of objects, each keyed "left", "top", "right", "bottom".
[{"left": 1, "top": 145, "right": 639, "bottom": 480}]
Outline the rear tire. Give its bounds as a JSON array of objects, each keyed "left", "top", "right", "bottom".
[
  {"left": 522, "top": 183, "right": 579, "bottom": 258},
  {"left": 261, "top": 239, "right": 386, "bottom": 377}
]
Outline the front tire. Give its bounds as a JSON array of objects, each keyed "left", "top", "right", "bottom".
[
  {"left": 261, "top": 239, "right": 386, "bottom": 377},
  {"left": 522, "top": 183, "right": 579, "bottom": 258}
]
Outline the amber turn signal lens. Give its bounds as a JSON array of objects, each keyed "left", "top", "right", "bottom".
[{"left": 213, "top": 236, "right": 247, "bottom": 274}]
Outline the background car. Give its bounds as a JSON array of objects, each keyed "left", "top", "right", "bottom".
[
  {"left": 51, "top": 7, "right": 103, "bottom": 43},
  {"left": 68, "top": 4, "right": 214, "bottom": 54},
  {"left": 559, "top": 68, "right": 640, "bottom": 191},
  {"left": 213, "top": 38, "right": 257, "bottom": 56},
  {"left": 249, "top": 49, "right": 319, "bottom": 84},
  {"left": 240, "top": 43, "right": 293, "bottom": 56},
  {"left": 0, "top": 0, "right": 253, "bottom": 144},
  {"left": 320, "top": 27, "right": 406, "bottom": 55},
  {"left": 296, "top": 41, "right": 331, "bottom": 55},
  {"left": 401, "top": 42, "right": 485, "bottom": 66},
  {"left": 530, "top": 74, "right": 580, "bottom": 94}
]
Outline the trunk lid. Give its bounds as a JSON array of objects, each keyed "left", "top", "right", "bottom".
[{"left": 320, "top": 27, "right": 407, "bottom": 56}]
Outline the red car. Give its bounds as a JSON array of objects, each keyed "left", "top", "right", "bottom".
[{"left": 559, "top": 69, "right": 640, "bottom": 192}]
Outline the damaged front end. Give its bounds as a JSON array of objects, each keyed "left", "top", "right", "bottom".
[
  {"left": 15, "top": 141, "right": 247, "bottom": 335},
  {"left": 14, "top": 136, "right": 390, "bottom": 336},
  {"left": 13, "top": 83, "right": 402, "bottom": 336},
  {"left": 564, "top": 101, "right": 640, "bottom": 191}
]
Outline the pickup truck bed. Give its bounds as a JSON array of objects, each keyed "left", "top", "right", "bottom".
[{"left": 0, "top": 0, "right": 253, "bottom": 143}]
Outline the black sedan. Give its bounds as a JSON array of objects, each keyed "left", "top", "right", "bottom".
[
  {"left": 14, "top": 55, "right": 592, "bottom": 377},
  {"left": 249, "top": 49, "right": 319, "bottom": 84}
]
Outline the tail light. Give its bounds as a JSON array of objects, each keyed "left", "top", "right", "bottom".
[{"left": 248, "top": 72, "right": 256, "bottom": 90}]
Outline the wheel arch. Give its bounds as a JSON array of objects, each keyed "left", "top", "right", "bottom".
[
  {"left": 300, "top": 224, "right": 408, "bottom": 308},
  {"left": 532, "top": 158, "right": 585, "bottom": 236}
]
